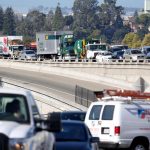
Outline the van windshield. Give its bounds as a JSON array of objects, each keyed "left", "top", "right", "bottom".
[{"left": 89, "top": 105, "right": 102, "bottom": 120}]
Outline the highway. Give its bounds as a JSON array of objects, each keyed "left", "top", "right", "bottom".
[{"left": 0, "top": 67, "right": 116, "bottom": 102}]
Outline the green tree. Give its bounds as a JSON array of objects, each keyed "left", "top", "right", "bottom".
[
  {"left": 122, "top": 32, "right": 135, "bottom": 48},
  {"left": 72, "top": 0, "right": 99, "bottom": 38},
  {"left": 64, "top": 15, "right": 73, "bottom": 30},
  {"left": 142, "top": 34, "right": 150, "bottom": 46},
  {"left": 3, "top": 7, "right": 16, "bottom": 35},
  {"left": 44, "top": 10, "right": 54, "bottom": 31},
  {"left": 52, "top": 3, "right": 64, "bottom": 30},
  {"left": 132, "top": 34, "right": 142, "bottom": 48},
  {"left": 0, "top": 6, "right": 4, "bottom": 31}
]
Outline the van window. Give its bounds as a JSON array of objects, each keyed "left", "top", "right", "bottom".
[
  {"left": 89, "top": 105, "right": 102, "bottom": 120},
  {"left": 102, "top": 105, "right": 114, "bottom": 120}
]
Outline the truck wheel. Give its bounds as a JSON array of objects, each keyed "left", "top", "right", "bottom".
[{"left": 131, "top": 140, "right": 148, "bottom": 150}]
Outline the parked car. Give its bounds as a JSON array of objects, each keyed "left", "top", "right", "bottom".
[
  {"left": 111, "top": 50, "right": 125, "bottom": 59},
  {"left": 96, "top": 51, "right": 112, "bottom": 62},
  {"left": 19, "top": 50, "right": 37, "bottom": 60},
  {"left": 61, "top": 111, "right": 86, "bottom": 121},
  {"left": 54, "top": 120, "right": 99, "bottom": 150},
  {"left": 123, "top": 49, "right": 145, "bottom": 60}
]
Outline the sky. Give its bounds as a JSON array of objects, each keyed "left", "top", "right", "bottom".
[{"left": 0, "top": 0, "right": 144, "bottom": 13}]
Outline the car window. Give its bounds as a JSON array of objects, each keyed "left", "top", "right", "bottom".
[
  {"left": 89, "top": 105, "right": 102, "bottom": 120},
  {"left": 55, "top": 123, "right": 87, "bottom": 141},
  {"left": 131, "top": 50, "right": 142, "bottom": 54},
  {"left": 102, "top": 105, "right": 114, "bottom": 120},
  {"left": 61, "top": 112, "right": 86, "bottom": 121},
  {"left": 0, "top": 94, "right": 30, "bottom": 123}
]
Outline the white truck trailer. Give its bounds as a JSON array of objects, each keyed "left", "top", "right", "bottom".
[{"left": 36, "top": 31, "right": 74, "bottom": 59}]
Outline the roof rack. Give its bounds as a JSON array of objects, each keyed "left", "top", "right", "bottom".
[
  {"left": 103, "top": 89, "right": 150, "bottom": 100},
  {"left": 101, "top": 96, "right": 132, "bottom": 101}
]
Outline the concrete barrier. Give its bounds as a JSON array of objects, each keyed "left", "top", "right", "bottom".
[{"left": 0, "top": 59, "right": 150, "bottom": 92}]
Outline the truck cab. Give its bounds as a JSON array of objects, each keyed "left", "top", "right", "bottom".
[{"left": 0, "top": 87, "right": 59, "bottom": 150}]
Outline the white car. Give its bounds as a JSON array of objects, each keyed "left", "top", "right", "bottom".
[
  {"left": 19, "top": 50, "right": 37, "bottom": 60},
  {"left": 96, "top": 51, "right": 112, "bottom": 62},
  {"left": 0, "top": 87, "right": 60, "bottom": 150}
]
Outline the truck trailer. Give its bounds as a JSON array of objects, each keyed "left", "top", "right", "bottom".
[
  {"left": 0, "top": 36, "right": 24, "bottom": 59},
  {"left": 36, "top": 31, "right": 75, "bottom": 60}
]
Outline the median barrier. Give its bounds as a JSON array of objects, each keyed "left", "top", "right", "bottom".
[{"left": 0, "top": 59, "right": 150, "bottom": 92}]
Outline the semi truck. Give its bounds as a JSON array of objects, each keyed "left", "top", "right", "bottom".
[
  {"left": 0, "top": 36, "right": 24, "bottom": 59},
  {"left": 74, "top": 39, "right": 108, "bottom": 59},
  {"left": 36, "top": 31, "right": 75, "bottom": 60}
]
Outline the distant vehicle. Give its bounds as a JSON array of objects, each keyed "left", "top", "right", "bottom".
[
  {"left": 85, "top": 96, "right": 150, "bottom": 150},
  {"left": 123, "top": 49, "right": 145, "bottom": 60},
  {"left": 61, "top": 111, "right": 86, "bottom": 121},
  {"left": 36, "top": 31, "right": 75, "bottom": 60},
  {"left": 0, "top": 36, "right": 24, "bottom": 59},
  {"left": 54, "top": 120, "right": 99, "bottom": 150},
  {"left": 140, "top": 46, "right": 150, "bottom": 59},
  {"left": 74, "top": 39, "right": 108, "bottom": 59},
  {"left": 96, "top": 51, "right": 112, "bottom": 62},
  {"left": 19, "top": 50, "right": 37, "bottom": 60},
  {"left": 0, "top": 87, "right": 61, "bottom": 150},
  {"left": 111, "top": 50, "right": 125, "bottom": 59}
]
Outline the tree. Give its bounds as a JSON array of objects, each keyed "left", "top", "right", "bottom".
[
  {"left": 52, "top": 3, "right": 64, "bottom": 31},
  {"left": 44, "top": 10, "right": 54, "bottom": 31},
  {"left": 72, "top": 0, "right": 99, "bottom": 38},
  {"left": 122, "top": 32, "right": 135, "bottom": 48},
  {"left": 3, "top": 7, "right": 16, "bottom": 35},
  {"left": 132, "top": 34, "right": 142, "bottom": 48},
  {"left": 142, "top": 34, "right": 150, "bottom": 46},
  {"left": 0, "top": 6, "right": 4, "bottom": 31},
  {"left": 64, "top": 15, "right": 73, "bottom": 30}
]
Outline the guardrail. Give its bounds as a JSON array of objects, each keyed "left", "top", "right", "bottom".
[{"left": 2, "top": 57, "right": 150, "bottom": 64}]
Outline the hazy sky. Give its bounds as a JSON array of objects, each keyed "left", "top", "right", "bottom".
[{"left": 0, "top": 0, "right": 144, "bottom": 13}]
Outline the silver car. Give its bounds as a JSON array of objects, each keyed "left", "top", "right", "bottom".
[
  {"left": 123, "top": 49, "right": 145, "bottom": 61},
  {"left": 19, "top": 50, "right": 37, "bottom": 60}
]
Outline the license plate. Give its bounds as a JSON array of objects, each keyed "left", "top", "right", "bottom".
[{"left": 102, "top": 128, "right": 110, "bottom": 134}]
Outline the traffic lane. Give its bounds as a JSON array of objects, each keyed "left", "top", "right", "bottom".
[{"left": 0, "top": 67, "right": 116, "bottom": 100}]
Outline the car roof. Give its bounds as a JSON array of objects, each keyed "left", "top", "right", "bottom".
[{"left": 0, "top": 87, "right": 30, "bottom": 96}]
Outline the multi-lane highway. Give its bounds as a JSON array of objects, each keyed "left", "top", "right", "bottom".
[{"left": 0, "top": 67, "right": 116, "bottom": 102}]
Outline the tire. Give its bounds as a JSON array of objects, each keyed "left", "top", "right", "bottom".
[{"left": 130, "top": 141, "right": 148, "bottom": 150}]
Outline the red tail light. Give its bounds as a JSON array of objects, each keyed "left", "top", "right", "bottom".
[{"left": 114, "top": 126, "right": 120, "bottom": 135}]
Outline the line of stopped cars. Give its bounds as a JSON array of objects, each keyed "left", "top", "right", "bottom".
[{"left": 95, "top": 45, "right": 150, "bottom": 62}]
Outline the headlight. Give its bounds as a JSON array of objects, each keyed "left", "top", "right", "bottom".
[{"left": 9, "top": 138, "right": 28, "bottom": 150}]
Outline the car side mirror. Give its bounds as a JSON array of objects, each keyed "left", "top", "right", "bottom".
[
  {"left": 90, "top": 137, "right": 100, "bottom": 143},
  {"left": 47, "top": 112, "right": 61, "bottom": 132}
]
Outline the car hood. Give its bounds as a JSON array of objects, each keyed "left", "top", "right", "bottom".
[
  {"left": 56, "top": 141, "right": 90, "bottom": 150},
  {"left": 0, "top": 121, "right": 32, "bottom": 138}
]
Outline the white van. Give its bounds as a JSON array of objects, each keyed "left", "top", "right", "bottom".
[{"left": 84, "top": 97, "right": 150, "bottom": 150}]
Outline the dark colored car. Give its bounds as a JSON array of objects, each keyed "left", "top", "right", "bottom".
[
  {"left": 61, "top": 111, "right": 86, "bottom": 121},
  {"left": 112, "top": 50, "right": 125, "bottom": 59},
  {"left": 54, "top": 120, "right": 99, "bottom": 150}
]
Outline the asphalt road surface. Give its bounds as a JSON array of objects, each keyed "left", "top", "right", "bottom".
[{"left": 0, "top": 67, "right": 116, "bottom": 102}]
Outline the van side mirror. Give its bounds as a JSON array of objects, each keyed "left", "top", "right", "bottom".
[{"left": 47, "top": 112, "right": 61, "bottom": 132}]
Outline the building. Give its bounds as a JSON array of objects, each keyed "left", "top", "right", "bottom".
[{"left": 144, "top": 0, "right": 150, "bottom": 13}]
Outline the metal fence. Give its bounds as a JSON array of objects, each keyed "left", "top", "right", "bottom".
[{"left": 75, "top": 85, "right": 104, "bottom": 107}]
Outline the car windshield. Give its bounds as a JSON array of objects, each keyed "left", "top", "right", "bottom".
[
  {"left": 55, "top": 122, "right": 87, "bottom": 141},
  {"left": 88, "top": 44, "right": 107, "bottom": 51},
  {"left": 26, "top": 50, "right": 35, "bottom": 54},
  {"left": 131, "top": 50, "right": 142, "bottom": 54},
  {"left": 0, "top": 94, "right": 30, "bottom": 123},
  {"left": 61, "top": 112, "right": 86, "bottom": 121}
]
